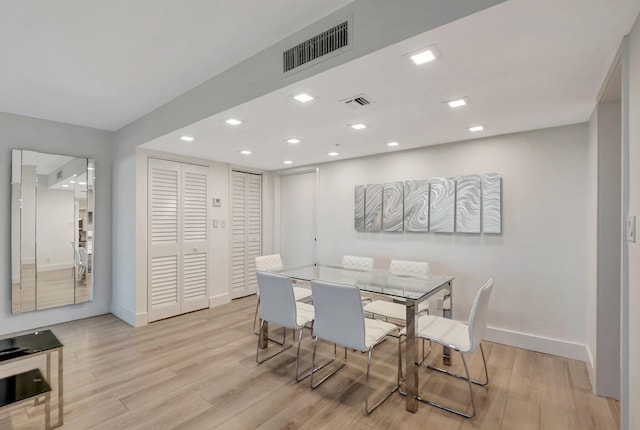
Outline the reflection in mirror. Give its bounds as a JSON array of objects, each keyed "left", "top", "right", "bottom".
[{"left": 11, "top": 149, "right": 95, "bottom": 314}]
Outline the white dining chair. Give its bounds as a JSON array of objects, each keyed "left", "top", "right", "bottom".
[
  {"left": 255, "top": 271, "right": 315, "bottom": 381},
  {"left": 78, "top": 247, "right": 89, "bottom": 280},
  {"left": 399, "top": 278, "right": 494, "bottom": 418},
  {"left": 341, "top": 255, "right": 374, "bottom": 271},
  {"left": 253, "top": 254, "right": 312, "bottom": 334},
  {"left": 309, "top": 279, "right": 400, "bottom": 415},
  {"left": 363, "top": 260, "right": 431, "bottom": 322}
]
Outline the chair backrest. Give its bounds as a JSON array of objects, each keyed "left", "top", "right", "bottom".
[
  {"left": 389, "top": 260, "right": 429, "bottom": 278},
  {"left": 310, "top": 279, "right": 367, "bottom": 351},
  {"left": 78, "top": 247, "right": 89, "bottom": 266},
  {"left": 342, "top": 255, "right": 374, "bottom": 271},
  {"left": 256, "top": 271, "right": 298, "bottom": 329},
  {"left": 467, "top": 278, "right": 494, "bottom": 352},
  {"left": 255, "top": 254, "right": 283, "bottom": 271},
  {"left": 71, "top": 243, "right": 81, "bottom": 266}
]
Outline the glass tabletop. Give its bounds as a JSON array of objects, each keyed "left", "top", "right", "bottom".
[
  {"left": 0, "top": 330, "right": 63, "bottom": 362},
  {"left": 274, "top": 264, "right": 453, "bottom": 302}
]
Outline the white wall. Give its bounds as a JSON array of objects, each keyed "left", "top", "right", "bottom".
[
  {"left": 309, "top": 124, "right": 589, "bottom": 359},
  {"left": 586, "top": 107, "right": 598, "bottom": 382},
  {"left": 596, "top": 101, "right": 622, "bottom": 399},
  {"left": 623, "top": 12, "right": 640, "bottom": 429},
  {"left": 0, "top": 112, "right": 112, "bottom": 336}
]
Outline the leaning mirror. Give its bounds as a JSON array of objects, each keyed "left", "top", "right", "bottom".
[{"left": 11, "top": 149, "right": 95, "bottom": 314}]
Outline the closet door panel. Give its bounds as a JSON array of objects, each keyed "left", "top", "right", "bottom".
[
  {"left": 245, "top": 173, "right": 262, "bottom": 295},
  {"left": 181, "top": 164, "right": 209, "bottom": 313},
  {"left": 230, "top": 171, "right": 248, "bottom": 298},
  {"left": 148, "top": 158, "right": 181, "bottom": 321},
  {"left": 230, "top": 171, "right": 262, "bottom": 299}
]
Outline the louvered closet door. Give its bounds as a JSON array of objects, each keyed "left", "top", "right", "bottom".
[
  {"left": 181, "top": 163, "right": 209, "bottom": 313},
  {"left": 148, "top": 159, "right": 181, "bottom": 321},
  {"left": 230, "top": 171, "right": 262, "bottom": 299},
  {"left": 148, "top": 158, "right": 210, "bottom": 322}
]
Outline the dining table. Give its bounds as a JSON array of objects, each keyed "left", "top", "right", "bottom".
[{"left": 265, "top": 263, "right": 454, "bottom": 413}]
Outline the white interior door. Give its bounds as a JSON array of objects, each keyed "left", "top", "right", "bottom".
[
  {"left": 148, "top": 158, "right": 181, "bottom": 321},
  {"left": 230, "top": 171, "right": 262, "bottom": 299},
  {"left": 148, "top": 158, "right": 209, "bottom": 322},
  {"left": 280, "top": 170, "right": 317, "bottom": 267},
  {"left": 180, "top": 164, "right": 209, "bottom": 313}
]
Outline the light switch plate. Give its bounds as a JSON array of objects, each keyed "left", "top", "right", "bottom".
[{"left": 627, "top": 215, "right": 636, "bottom": 243}]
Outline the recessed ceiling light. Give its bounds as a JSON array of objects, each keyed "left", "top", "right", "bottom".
[
  {"left": 447, "top": 97, "right": 469, "bottom": 108},
  {"left": 69, "top": 180, "right": 76, "bottom": 184},
  {"left": 225, "top": 118, "right": 242, "bottom": 125},
  {"left": 410, "top": 49, "right": 436, "bottom": 65},
  {"left": 328, "top": 152, "right": 340, "bottom": 157},
  {"left": 78, "top": 181, "right": 87, "bottom": 185},
  {"left": 180, "top": 135, "right": 195, "bottom": 142},
  {"left": 286, "top": 138, "right": 301, "bottom": 144},
  {"left": 62, "top": 184, "right": 70, "bottom": 188},
  {"left": 468, "top": 125, "right": 485, "bottom": 132},
  {"left": 283, "top": 160, "right": 293, "bottom": 165},
  {"left": 386, "top": 141, "right": 400, "bottom": 147},
  {"left": 240, "top": 150, "right": 252, "bottom": 155},
  {"left": 293, "top": 93, "right": 314, "bottom": 103},
  {"left": 88, "top": 167, "right": 94, "bottom": 171},
  {"left": 350, "top": 123, "right": 367, "bottom": 130}
]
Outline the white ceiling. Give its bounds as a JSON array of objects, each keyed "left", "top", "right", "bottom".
[
  {"left": 0, "top": 0, "right": 354, "bottom": 130},
  {"left": 2, "top": 1, "right": 639, "bottom": 172}
]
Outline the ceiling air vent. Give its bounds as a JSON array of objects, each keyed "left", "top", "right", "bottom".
[
  {"left": 283, "top": 20, "right": 350, "bottom": 73},
  {"left": 342, "top": 94, "right": 374, "bottom": 110}
]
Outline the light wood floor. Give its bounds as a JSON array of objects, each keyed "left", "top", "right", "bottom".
[{"left": 0, "top": 296, "right": 619, "bottom": 430}]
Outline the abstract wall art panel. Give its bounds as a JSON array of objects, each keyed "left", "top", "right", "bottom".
[
  {"left": 403, "top": 179, "right": 429, "bottom": 232},
  {"left": 382, "top": 182, "right": 404, "bottom": 231},
  {"left": 456, "top": 175, "right": 481, "bottom": 233},
  {"left": 364, "top": 183, "right": 383, "bottom": 231},
  {"left": 354, "top": 185, "right": 365, "bottom": 232},
  {"left": 429, "top": 177, "right": 456, "bottom": 233},
  {"left": 482, "top": 173, "right": 502, "bottom": 233}
]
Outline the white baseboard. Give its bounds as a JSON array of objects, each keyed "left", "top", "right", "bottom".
[
  {"left": 485, "top": 326, "right": 588, "bottom": 362},
  {"left": 209, "top": 293, "right": 231, "bottom": 308},
  {"left": 585, "top": 346, "right": 596, "bottom": 389},
  {"left": 135, "top": 312, "right": 148, "bottom": 327},
  {"left": 110, "top": 303, "right": 137, "bottom": 327}
]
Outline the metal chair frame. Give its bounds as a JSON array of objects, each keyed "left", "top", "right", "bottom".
[
  {"left": 310, "top": 281, "right": 401, "bottom": 415},
  {"left": 397, "top": 278, "right": 493, "bottom": 418}
]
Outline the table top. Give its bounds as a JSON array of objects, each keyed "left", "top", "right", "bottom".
[
  {"left": 0, "top": 368, "right": 51, "bottom": 407},
  {"left": 274, "top": 264, "right": 454, "bottom": 302},
  {"left": 0, "top": 330, "right": 63, "bottom": 362}
]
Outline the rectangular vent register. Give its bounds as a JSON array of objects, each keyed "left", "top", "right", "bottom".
[{"left": 283, "top": 20, "right": 350, "bottom": 73}]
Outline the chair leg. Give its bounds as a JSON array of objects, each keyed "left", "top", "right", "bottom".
[
  {"left": 310, "top": 339, "right": 346, "bottom": 389},
  {"left": 426, "top": 342, "right": 488, "bottom": 386},
  {"left": 254, "top": 299, "right": 290, "bottom": 345},
  {"left": 253, "top": 299, "right": 260, "bottom": 334},
  {"left": 256, "top": 319, "right": 293, "bottom": 364},
  {"left": 364, "top": 335, "right": 400, "bottom": 415},
  {"left": 416, "top": 351, "right": 476, "bottom": 418},
  {"left": 294, "top": 324, "right": 329, "bottom": 382}
]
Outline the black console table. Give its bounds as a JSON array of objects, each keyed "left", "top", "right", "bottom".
[{"left": 0, "top": 330, "right": 63, "bottom": 428}]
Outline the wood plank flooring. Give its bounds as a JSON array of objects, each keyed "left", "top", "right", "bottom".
[{"left": 0, "top": 296, "right": 620, "bottom": 429}]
